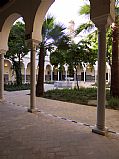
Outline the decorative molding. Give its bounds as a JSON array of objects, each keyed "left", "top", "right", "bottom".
[
  {"left": 91, "top": 14, "right": 115, "bottom": 28},
  {"left": 25, "top": 38, "right": 40, "bottom": 49},
  {"left": 90, "top": 0, "right": 115, "bottom": 27}
]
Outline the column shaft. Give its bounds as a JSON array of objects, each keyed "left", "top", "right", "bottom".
[
  {"left": 24, "top": 68, "right": 27, "bottom": 83},
  {"left": 65, "top": 70, "right": 68, "bottom": 81},
  {"left": 74, "top": 71, "right": 76, "bottom": 81},
  {"left": 58, "top": 71, "right": 59, "bottom": 81},
  {"left": 84, "top": 70, "right": 86, "bottom": 83},
  {"left": 108, "top": 70, "right": 110, "bottom": 83},
  {"left": 28, "top": 42, "right": 36, "bottom": 112},
  {"left": 0, "top": 53, "right": 4, "bottom": 101},
  {"left": 92, "top": 26, "right": 107, "bottom": 135},
  {"left": 51, "top": 70, "right": 53, "bottom": 82}
]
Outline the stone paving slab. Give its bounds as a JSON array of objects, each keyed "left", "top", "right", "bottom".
[
  {"left": 5, "top": 90, "right": 119, "bottom": 133},
  {"left": 0, "top": 101, "right": 119, "bottom": 159}
]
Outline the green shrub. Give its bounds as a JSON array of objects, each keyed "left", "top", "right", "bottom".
[
  {"left": 44, "top": 88, "right": 119, "bottom": 110},
  {"left": 107, "top": 97, "right": 119, "bottom": 110},
  {"left": 44, "top": 88, "right": 97, "bottom": 105},
  {"left": 4, "top": 84, "right": 30, "bottom": 91}
]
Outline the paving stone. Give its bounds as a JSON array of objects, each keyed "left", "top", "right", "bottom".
[{"left": 0, "top": 91, "right": 119, "bottom": 159}]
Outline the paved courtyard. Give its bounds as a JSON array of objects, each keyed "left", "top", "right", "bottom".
[{"left": 0, "top": 84, "right": 119, "bottom": 159}]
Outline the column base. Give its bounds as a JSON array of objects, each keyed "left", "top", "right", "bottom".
[
  {"left": 92, "top": 127, "right": 108, "bottom": 136},
  {"left": 0, "top": 98, "right": 5, "bottom": 102},
  {"left": 28, "top": 108, "right": 38, "bottom": 113}
]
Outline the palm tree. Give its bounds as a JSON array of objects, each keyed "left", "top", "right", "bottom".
[
  {"left": 76, "top": 3, "right": 95, "bottom": 35},
  {"left": 36, "top": 16, "right": 66, "bottom": 97}
]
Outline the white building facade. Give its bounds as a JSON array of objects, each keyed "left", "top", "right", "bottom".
[{"left": 4, "top": 51, "right": 111, "bottom": 84}]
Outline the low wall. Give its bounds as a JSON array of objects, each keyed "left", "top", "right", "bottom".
[{"left": 54, "top": 81, "right": 77, "bottom": 89}]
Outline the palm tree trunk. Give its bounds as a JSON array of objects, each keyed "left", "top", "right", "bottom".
[
  {"left": 110, "top": 20, "right": 119, "bottom": 97},
  {"left": 75, "top": 66, "right": 79, "bottom": 90},
  {"left": 36, "top": 44, "right": 44, "bottom": 97}
]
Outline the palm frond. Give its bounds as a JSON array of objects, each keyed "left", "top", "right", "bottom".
[
  {"left": 76, "top": 21, "right": 94, "bottom": 35},
  {"left": 48, "top": 23, "right": 66, "bottom": 41},
  {"left": 79, "top": 4, "right": 90, "bottom": 15}
]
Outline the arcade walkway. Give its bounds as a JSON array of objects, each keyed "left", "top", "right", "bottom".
[{"left": 0, "top": 90, "right": 119, "bottom": 159}]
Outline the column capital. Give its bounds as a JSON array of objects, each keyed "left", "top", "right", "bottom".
[
  {"left": 92, "top": 15, "right": 111, "bottom": 29},
  {"left": 90, "top": 0, "right": 115, "bottom": 28},
  {"left": 25, "top": 39, "right": 40, "bottom": 50},
  {"left": 58, "top": 64, "right": 60, "bottom": 68},
  {"left": 50, "top": 65, "right": 54, "bottom": 71},
  {"left": 83, "top": 67, "right": 86, "bottom": 71},
  {"left": 65, "top": 66, "right": 68, "bottom": 72},
  {"left": 0, "top": 49, "right": 7, "bottom": 54},
  {"left": 32, "top": 39, "right": 40, "bottom": 47}
]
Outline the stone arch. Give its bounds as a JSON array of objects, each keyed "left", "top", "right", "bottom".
[
  {"left": 26, "top": 62, "right": 30, "bottom": 69},
  {"left": 46, "top": 64, "right": 51, "bottom": 72},
  {"left": 20, "top": 61, "right": 25, "bottom": 82},
  {"left": 0, "top": 13, "right": 22, "bottom": 51},
  {"left": 77, "top": 65, "right": 83, "bottom": 81},
  {"left": 53, "top": 65, "right": 58, "bottom": 81},
  {"left": 26, "top": 62, "right": 31, "bottom": 83},
  {"left": 106, "top": 62, "right": 111, "bottom": 83},
  {"left": 60, "top": 65, "right": 65, "bottom": 81},
  {"left": 4, "top": 59, "right": 12, "bottom": 83},
  {"left": 32, "top": 0, "right": 54, "bottom": 41},
  {"left": 45, "top": 64, "right": 51, "bottom": 81},
  {"left": 86, "top": 64, "right": 95, "bottom": 82},
  {"left": 4, "top": 59, "right": 12, "bottom": 65}
]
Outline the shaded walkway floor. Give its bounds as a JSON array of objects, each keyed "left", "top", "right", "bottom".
[{"left": 0, "top": 90, "right": 118, "bottom": 158}]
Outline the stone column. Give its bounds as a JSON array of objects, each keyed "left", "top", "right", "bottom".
[
  {"left": 51, "top": 65, "right": 53, "bottom": 82},
  {"left": 106, "top": 63, "right": 111, "bottom": 83},
  {"left": 108, "top": 69, "right": 110, "bottom": 83},
  {"left": 58, "top": 64, "right": 60, "bottom": 81},
  {"left": 83, "top": 67, "right": 86, "bottom": 83},
  {"left": 90, "top": 0, "right": 115, "bottom": 136},
  {"left": 74, "top": 68, "right": 76, "bottom": 81},
  {"left": 65, "top": 70, "right": 68, "bottom": 81},
  {"left": 92, "top": 25, "right": 107, "bottom": 135},
  {"left": 65, "top": 64, "right": 68, "bottom": 81},
  {"left": 24, "top": 67, "right": 27, "bottom": 83},
  {"left": 0, "top": 52, "right": 5, "bottom": 101},
  {"left": 28, "top": 40, "right": 38, "bottom": 113}
]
